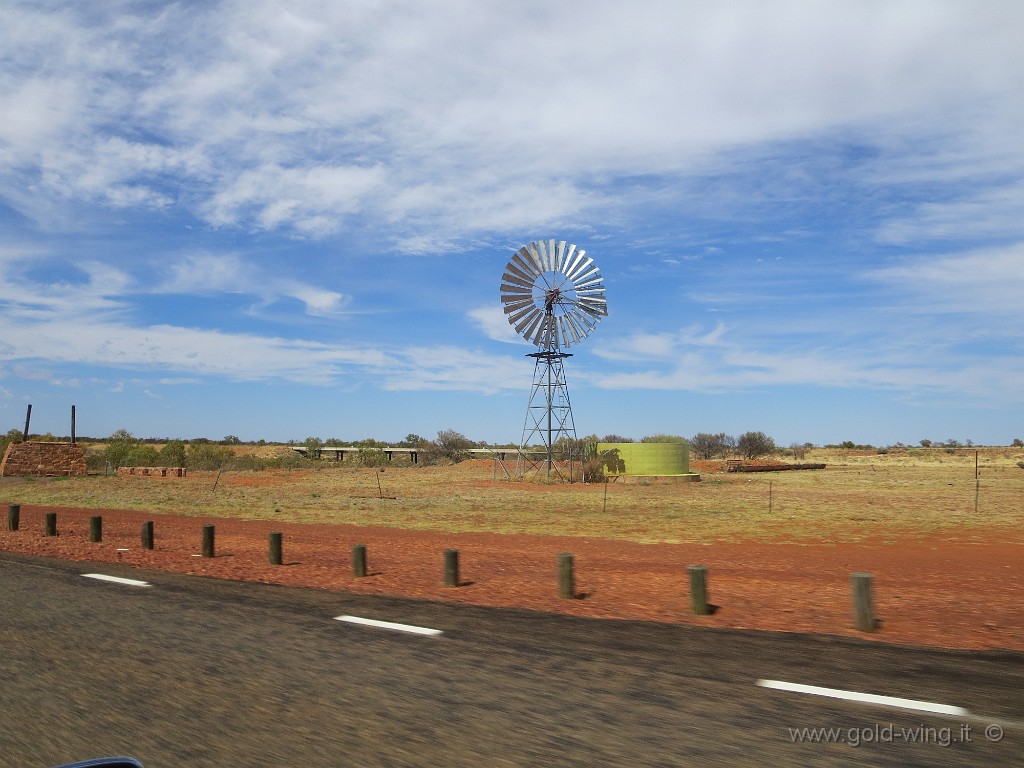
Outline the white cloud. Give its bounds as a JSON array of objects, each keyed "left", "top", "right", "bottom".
[
  {"left": 381, "top": 345, "right": 530, "bottom": 394},
  {"left": 866, "top": 243, "right": 1024, "bottom": 317},
  {"left": 0, "top": 306, "right": 527, "bottom": 393},
  {"left": 876, "top": 186, "right": 1024, "bottom": 246},
  {"left": 594, "top": 324, "right": 729, "bottom": 363},
  {"left": 0, "top": 317, "right": 392, "bottom": 384},
  {"left": 157, "top": 252, "right": 350, "bottom": 317},
  {"left": 3, "top": 1, "right": 1022, "bottom": 243},
  {"left": 591, "top": 317, "right": 1024, "bottom": 402},
  {"left": 466, "top": 305, "right": 525, "bottom": 345},
  {"left": 0, "top": 251, "right": 131, "bottom": 316},
  {"left": 203, "top": 164, "right": 387, "bottom": 235}
]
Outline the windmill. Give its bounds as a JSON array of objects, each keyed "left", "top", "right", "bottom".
[{"left": 500, "top": 239, "right": 608, "bottom": 480}]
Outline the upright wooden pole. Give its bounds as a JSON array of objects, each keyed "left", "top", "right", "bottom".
[
  {"left": 89, "top": 516, "right": 102, "bottom": 543},
  {"left": 45, "top": 512, "right": 57, "bottom": 537},
  {"left": 689, "top": 565, "right": 710, "bottom": 615},
  {"left": 141, "top": 521, "right": 154, "bottom": 550},
  {"left": 71, "top": 405, "right": 76, "bottom": 444},
  {"left": 851, "top": 572, "right": 875, "bottom": 632},
  {"left": 975, "top": 450, "right": 980, "bottom": 514},
  {"left": 23, "top": 404, "right": 32, "bottom": 440},
  {"left": 202, "top": 525, "right": 215, "bottom": 558},
  {"left": 558, "top": 553, "right": 575, "bottom": 599},
  {"left": 7, "top": 504, "right": 20, "bottom": 531},
  {"left": 352, "top": 544, "right": 367, "bottom": 577},
  {"left": 269, "top": 532, "right": 283, "bottom": 565},
  {"left": 444, "top": 548, "right": 460, "bottom": 587}
]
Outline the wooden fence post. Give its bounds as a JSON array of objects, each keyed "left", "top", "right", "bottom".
[
  {"left": 851, "top": 572, "right": 876, "bottom": 632},
  {"left": 45, "top": 512, "right": 57, "bottom": 537},
  {"left": 202, "top": 524, "right": 215, "bottom": 558},
  {"left": 7, "top": 504, "right": 19, "bottom": 531},
  {"left": 689, "top": 565, "right": 710, "bottom": 615},
  {"left": 352, "top": 544, "right": 367, "bottom": 577},
  {"left": 444, "top": 548, "right": 459, "bottom": 587},
  {"left": 141, "top": 521, "right": 154, "bottom": 550},
  {"left": 269, "top": 532, "right": 283, "bottom": 565},
  {"left": 89, "top": 515, "right": 102, "bottom": 543},
  {"left": 558, "top": 553, "right": 575, "bottom": 599}
]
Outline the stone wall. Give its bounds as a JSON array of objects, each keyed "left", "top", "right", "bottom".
[
  {"left": 116, "top": 466, "right": 187, "bottom": 477},
  {"left": 0, "top": 441, "right": 88, "bottom": 477}
]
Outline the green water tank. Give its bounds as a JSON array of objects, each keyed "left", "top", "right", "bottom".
[{"left": 597, "top": 441, "right": 691, "bottom": 476}]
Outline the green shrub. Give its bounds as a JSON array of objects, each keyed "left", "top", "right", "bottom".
[
  {"left": 185, "top": 443, "right": 236, "bottom": 470},
  {"left": 737, "top": 431, "right": 777, "bottom": 460},
  {"left": 353, "top": 447, "right": 388, "bottom": 468}
]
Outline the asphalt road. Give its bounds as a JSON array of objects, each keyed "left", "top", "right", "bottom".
[{"left": 1, "top": 553, "right": 1021, "bottom": 767}]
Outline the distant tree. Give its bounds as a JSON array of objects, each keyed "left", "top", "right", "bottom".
[
  {"left": 157, "top": 439, "right": 187, "bottom": 467},
  {"left": 432, "top": 429, "right": 475, "bottom": 463},
  {"left": 415, "top": 429, "right": 476, "bottom": 465},
  {"left": 689, "top": 432, "right": 732, "bottom": 459},
  {"left": 919, "top": 439, "right": 933, "bottom": 448},
  {"left": 304, "top": 436, "right": 323, "bottom": 459},
  {"left": 944, "top": 438, "right": 962, "bottom": 449},
  {"left": 400, "top": 433, "right": 428, "bottom": 447},
  {"left": 1013, "top": 438, "right": 1023, "bottom": 448},
  {"left": 353, "top": 447, "right": 388, "bottom": 468},
  {"left": 0, "top": 427, "right": 23, "bottom": 457},
  {"left": 601, "top": 434, "right": 634, "bottom": 443},
  {"left": 737, "top": 431, "right": 776, "bottom": 460},
  {"left": 552, "top": 435, "right": 575, "bottom": 458},
  {"left": 789, "top": 442, "right": 811, "bottom": 460},
  {"left": 221, "top": 435, "right": 242, "bottom": 445},
  {"left": 839, "top": 440, "right": 856, "bottom": 449},
  {"left": 104, "top": 429, "right": 151, "bottom": 468},
  {"left": 640, "top": 434, "right": 686, "bottom": 443},
  {"left": 185, "top": 443, "right": 235, "bottom": 470}
]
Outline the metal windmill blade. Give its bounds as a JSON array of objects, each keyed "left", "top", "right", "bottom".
[{"left": 499, "top": 239, "right": 607, "bottom": 349}]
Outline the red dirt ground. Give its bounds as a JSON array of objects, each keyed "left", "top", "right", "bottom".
[{"left": 2, "top": 504, "right": 1021, "bottom": 652}]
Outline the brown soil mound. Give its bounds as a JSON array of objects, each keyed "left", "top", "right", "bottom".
[{"left": 2, "top": 504, "right": 1021, "bottom": 652}]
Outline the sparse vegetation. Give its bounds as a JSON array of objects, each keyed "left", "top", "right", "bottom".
[
  {"left": 788, "top": 442, "right": 814, "bottom": 460},
  {"left": 689, "top": 432, "right": 734, "bottom": 459},
  {"left": 736, "top": 431, "right": 776, "bottom": 460},
  {"left": 640, "top": 434, "right": 687, "bottom": 443},
  {"left": 0, "top": 427, "right": 24, "bottom": 457},
  {"left": 3, "top": 447, "right": 1023, "bottom": 544}
]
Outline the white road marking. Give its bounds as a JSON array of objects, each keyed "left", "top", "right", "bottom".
[
  {"left": 82, "top": 573, "right": 151, "bottom": 588},
  {"left": 756, "top": 679, "right": 969, "bottom": 717},
  {"left": 334, "top": 615, "right": 443, "bottom": 636}
]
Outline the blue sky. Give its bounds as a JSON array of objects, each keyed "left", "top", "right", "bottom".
[{"left": 2, "top": 0, "right": 1022, "bottom": 446}]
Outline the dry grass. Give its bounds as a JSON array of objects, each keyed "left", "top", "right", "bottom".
[{"left": 2, "top": 448, "right": 1022, "bottom": 544}]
